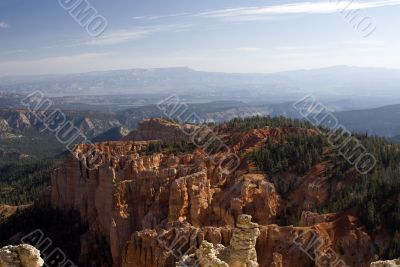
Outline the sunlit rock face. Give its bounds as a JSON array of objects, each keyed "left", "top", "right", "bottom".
[
  {"left": 178, "top": 214, "right": 260, "bottom": 267},
  {"left": 48, "top": 119, "right": 377, "bottom": 267},
  {"left": 221, "top": 214, "right": 260, "bottom": 267},
  {"left": 0, "top": 244, "right": 44, "bottom": 267},
  {"left": 371, "top": 259, "right": 400, "bottom": 267}
]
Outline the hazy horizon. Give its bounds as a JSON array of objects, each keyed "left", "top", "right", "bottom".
[
  {"left": 1, "top": 0, "right": 400, "bottom": 75},
  {"left": 1, "top": 64, "right": 400, "bottom": 78}
]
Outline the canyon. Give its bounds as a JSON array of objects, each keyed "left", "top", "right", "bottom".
[{"left": 44, "top": 118, "right": 381, "bottom": 266}]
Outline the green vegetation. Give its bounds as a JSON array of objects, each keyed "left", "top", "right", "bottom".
[
  {"left": 0, "top": 130, "right": 66, "bottom": 165},
  {"left": 250, "top": 133, "right": 326, "bottom": 175},
  {"left": 225, "top": 116, "right": 314, "bottom": 131},
  {"left": 0, "top": 114, "right": 399, "bottom": 260},
  {"left": 324, "top": 137, "right": 400, "bottom": 259},
  {"left": 0, "top": 158, "right": 61, "bottom": 205},
  {"left": 236, "top": 115, "right": 400, "bottom": 258}
]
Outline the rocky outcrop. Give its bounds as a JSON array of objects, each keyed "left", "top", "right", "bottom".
[
  {"left": 222, "top": 214, "right": 260, "bottom": 267},
  {"left": 0, "top": 205, "right": 30, "bottom": 221},
  {"left": 122, "top": 118, "right": 198, "bottom": 142},
  {"left": 299, "top": 211, "right": 336, "bottom": 227},
  {"left": 371, "top": 259, "right": 400, "bottom": 267},
  {"left": 168, "top": 171, "right": 214, "bottom": 227},
  {"left": 195, "top": 241, "right": 228, "bottom": 267},
  {"left": 181, "top": 214, "right": 260, "bottom": 267},
  {"left": 0, "top": 244, "right": 44, "bottom": 267}
]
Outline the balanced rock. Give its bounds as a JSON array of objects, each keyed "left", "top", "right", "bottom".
[{"left": 222, "top": 214, "right": 260, "bottom": 267}]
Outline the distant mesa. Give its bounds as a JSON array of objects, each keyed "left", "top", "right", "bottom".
[{"left": 122, "top": 118, "right": 198, "bottom": 142}]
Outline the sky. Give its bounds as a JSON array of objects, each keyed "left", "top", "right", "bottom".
[{"left": 0, "top": 0, "right": 400, "bottom": 75}]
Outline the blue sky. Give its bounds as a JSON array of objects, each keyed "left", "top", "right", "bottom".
[{"left": 0, "top": 0, "right": 400, "bottom": 75}]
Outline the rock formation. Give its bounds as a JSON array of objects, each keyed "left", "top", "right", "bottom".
[
  {"left": 47, "top": 119, "right": 377, "bottom": 266},
  {"left": 371, "top": 259, "right": 400, "bottom": 267},
  {"left": 0, "top": 244, "right": 44, "bottom": 267},
  {"left": 178, "top": 214, "right": 260, "bottom": 267},
  {"left": 194, "top": 241, "right": 228, "bottom": 267},
  {"left": 222, "top": 214, "right": 260, "bottom": 267}
]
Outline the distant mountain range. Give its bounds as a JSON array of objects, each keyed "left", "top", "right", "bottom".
[
  {"left": 1, "top": 66, "right": 400, "bottom": 109},
  {"left": 1, "top": 65, "right": 400, "bottom": 159}
]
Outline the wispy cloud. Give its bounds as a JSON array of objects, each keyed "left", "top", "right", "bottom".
[
  {"left": 85, "top": 24, "right": 192, "bottom": 46},
  {"left": 133, "top": 12, "right": 192, "bottom": 20},
  {"left": 1, "top": 49, "right": 26, "bottom": 55},
  {"left": 128, "top": 1, "right": 400, "bottom": 23},
  {"left": 235, "top": 47, "right": 261, "bottom": 52},
  {"left": 0, "top": 21, "right": 9, "bottom": 28},
  {"left": 196, "top": 0, "right": 400, "bottom": 21}
]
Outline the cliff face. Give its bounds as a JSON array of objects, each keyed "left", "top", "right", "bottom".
[{"left": 49, "top": 119, "right": 376, "bottom": 267}]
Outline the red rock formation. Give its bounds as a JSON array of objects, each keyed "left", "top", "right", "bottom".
[{"left": 49, "top": 120, "right": 376, "bottom": 267}]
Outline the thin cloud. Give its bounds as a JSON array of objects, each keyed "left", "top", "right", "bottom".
[
  {"left": 133, "top": 12, "right": 193, "bottom": 20},
  {"left": 1, "top": 49, "right": 26, "bottom": 55},
  {"left": 196, "top": 0, "right": 400, "bottom": 20},
  {"left": 235, "top": 47, "right": 261, "bottom": 52},
  {"left": 85, "top": 24, "right": 192, "bottom": 46},
  {"left": 128, "top": 1, "right": 400, "bottom": 22},
  {"left": 0, "top": 21, "right": 9, "bottom": 28}
]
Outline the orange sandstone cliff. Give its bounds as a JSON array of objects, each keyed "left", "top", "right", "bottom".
[{"left": 49, "top": 119, "right": 376, "bottom": 267}]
